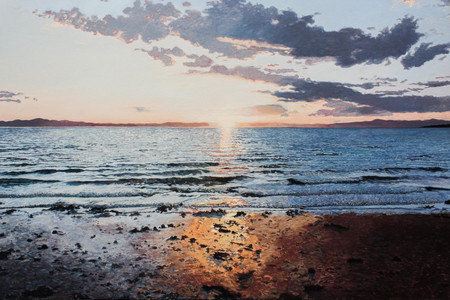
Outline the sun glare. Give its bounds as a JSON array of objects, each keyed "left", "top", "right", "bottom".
[{"left": 217, "top": 120, "right": 237, "bottom": 128}]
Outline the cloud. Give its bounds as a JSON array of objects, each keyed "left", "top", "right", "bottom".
[
  {"left": 275, "top": 79, "right": 450, "bottom": 115},
  {"left": 44, "top": 0, "right": 426, "bottom": 67},
  {"left": 137, "top": 46, "right": 185, "bottom": 66},
  {"left": 184, "top": 54, "right": 214, "bottom": 68},
  {"left": 0, "top": 99, "right": 21, "bottom": 103},
  {"left": 194, "top": 64, "right": 298, "bottom": 85},
  {"left": 313, "top": 100, "right": 390, "bottom": 117},
  {"left": 242, "top": 104, "right": 288, "bottom": 116},
  {"left": 0, "top": 90, "right": 26, "bottom": 103},
  {"left": 43, "top": 1, "right": 179, "bottom": 43},
  {"left": 193, "top": 64, "right": 449, "bottom": 116},
  {"left": 394, "top": 0, "right": 415, "bottom": 7},
  {"left": 172, "top": 1, "right": 423, "bottom": 66},
  {"left": 134, "top": 106, "right": 150, "bottom": 112},
  {"left": 401, "top": 43, "right": 450, "bottom": 69},
  {"left": 417, "top": 80, "right": 450, "bottom": 88}
]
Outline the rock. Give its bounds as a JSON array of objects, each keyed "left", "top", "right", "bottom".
[
  {"left": 324, "top": 223, "right": 349, "bottom": 232},
  {"left": 445, "top": 200, "right": 450, "bottom": 205},
  {"left": 193, "top": 208, "right": 227, "bottom": 217},
  {"left": 286, "top": 209, "right": 305, "bottom": 217},
  {"left": 22, "top": 286, "right": 54, "bottom": 298},
  {"left": 347, "top": 258, "right": 363, "bottom": 264},
  {"left": 261, "top": 211, "right": 272, "bottom": 218},
  {"left": 202, "top": 285, "right": 241, "bottom": 299},
  {"left": 38, "top": 244, "right": 48, "bottom": 250},
  {"left": 234, "top": 211, "right": 246, "bottom": 217},
  {"left": 237, "top": 271, "right": 254, "bottom": 288},
  {"left": 304, "top": 285, "right": 324, "bottom": 295},
  {"left": 156, "top": 203, "right": 182, "bottom": 213},
  {"left": 0, "top": 248, "right": 13, "bottom": 260},
  {"left": 129, "top": 226, "right": 150, "bottom": 233},
  {"left": 212, "top": 251, "right": 230, "bottom": 261},
  {"left": 48, "top": 203, "right": 79, "bottom": 213},
  {"left": 4, "top": 209, "right": 16, "bottom": 215}
]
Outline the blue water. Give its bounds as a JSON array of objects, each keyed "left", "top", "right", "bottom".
[{"left": 0, "top": 127, "right": 449, "bottom": 211}]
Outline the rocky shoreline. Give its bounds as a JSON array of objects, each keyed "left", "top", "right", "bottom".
[{"left": 1, "top": 205, "right": 449, "bottom": 299}]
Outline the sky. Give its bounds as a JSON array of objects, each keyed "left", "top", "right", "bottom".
[{"left": 0, "top": 0, "right": 449, "bottom": 125}]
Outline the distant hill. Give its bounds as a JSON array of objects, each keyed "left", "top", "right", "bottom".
[
  {"left": 328, "top": 119, "right": 450, "bottom": 128},
  {"left": 0, "top": 118, "right": 210, "bottom": 127},
  {"left": 239, "top": 119, "right": 450, "bottom": 128},
  {"left": 0, "top": 118, "right": 449, "bottom": 128},
  {"left": 422, "top": 124, "right": 450, "bottom": 128}
]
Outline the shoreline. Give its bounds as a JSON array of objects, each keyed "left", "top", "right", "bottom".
[{"left": 1, "top": 206, "right": 449, "bottom": 299}]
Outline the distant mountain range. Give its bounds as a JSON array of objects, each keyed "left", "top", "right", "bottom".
[
  {"left": 0, "top": 118, "right": 449, "bottom": 128},
  {"left": 0, "top": 118, "right": 210, "bottom": 127},
  {"left": 240, "top": 119, "right": 450, "bottom": 128}
]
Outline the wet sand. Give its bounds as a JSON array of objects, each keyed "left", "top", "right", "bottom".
[{"left": 1, "top": 206, "right": 449, "bottom": 299}]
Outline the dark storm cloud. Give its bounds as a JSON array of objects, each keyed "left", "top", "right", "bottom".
[
  {"left": 275, "top": 80, "right": 450, "bottom": 115},
  {"left": 401, "top": 43, "right": 450, "bottom": 69},
  {"left": 45, "top": 0, "right": 427, "bottom": 67},
  {"left": 45, "top": 1, "right": 179, "bottom": 43}
]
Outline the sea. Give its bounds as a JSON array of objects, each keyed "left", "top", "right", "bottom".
[{"left": 1, "top": 127, "right": 449, "bottom": 213}]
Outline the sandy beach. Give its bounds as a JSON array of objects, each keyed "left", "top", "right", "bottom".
[{"left": 1, "top": 205, "right": 449, "bottom": 299}]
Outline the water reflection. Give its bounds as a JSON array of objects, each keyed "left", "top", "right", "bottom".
[
  {"left": 137, "top": 212, "right": 320, "bottom": 298},
  {"left": 202, "top": 127, "right": 249, "bottom": 207}
]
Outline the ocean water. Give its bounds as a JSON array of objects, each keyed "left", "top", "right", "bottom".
[{"left": 0, "top": 127, "right": 449, "bottom": 212}]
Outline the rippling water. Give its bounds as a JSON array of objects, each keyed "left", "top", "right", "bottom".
[{"left": 0, "top": 127, "right": 449, "bottom": 211}]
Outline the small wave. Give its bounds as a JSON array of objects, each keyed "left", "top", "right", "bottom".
[
  {"left": 3, "top": 168, "right": 84, "bottom": 176},
  {"left": 364, "top": 167, "right": 445, "bottom": 173},
  {"left": 358, "top": 145, "right": 384, "bottom": 149},
  {"left": 4, "top": 157, "right": 28, "bottom": 161},
  {"left": 0, "top": 178, "right": 59, "bottom": 186},
  {"left": 315, "top": 152, "right": 342, "bottom": 156},
  {"left": 424, "top": 186, "right": 450, "bottom": 191},
  {"left": 68, "top": 175, "right": 246, "bottom": 186},
  {"left": 287, "top": 175, "right": 402, "bottom": 185},
  {"left": 240, "top": 189, "right": 423, "bottom": 198},
  {"left": 7, "top": 163, "right": 37, "bottom": 167},
  {"left": 166, "top": 162, "right": 219, "bottom": 167},
  {"left": 0, "top": 191, "right": 156, "bottom": 198}
]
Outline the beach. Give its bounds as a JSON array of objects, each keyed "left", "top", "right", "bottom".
[
  {"left": 1, "top": 205, "right": 449, "bottom": 299},
  {"left": 1, "top": 127, "right": 449, "bottom": 298}
]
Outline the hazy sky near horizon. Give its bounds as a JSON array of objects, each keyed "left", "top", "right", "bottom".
[{"left": 1, "top": 0, "right": 449, "bottom": 125}]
